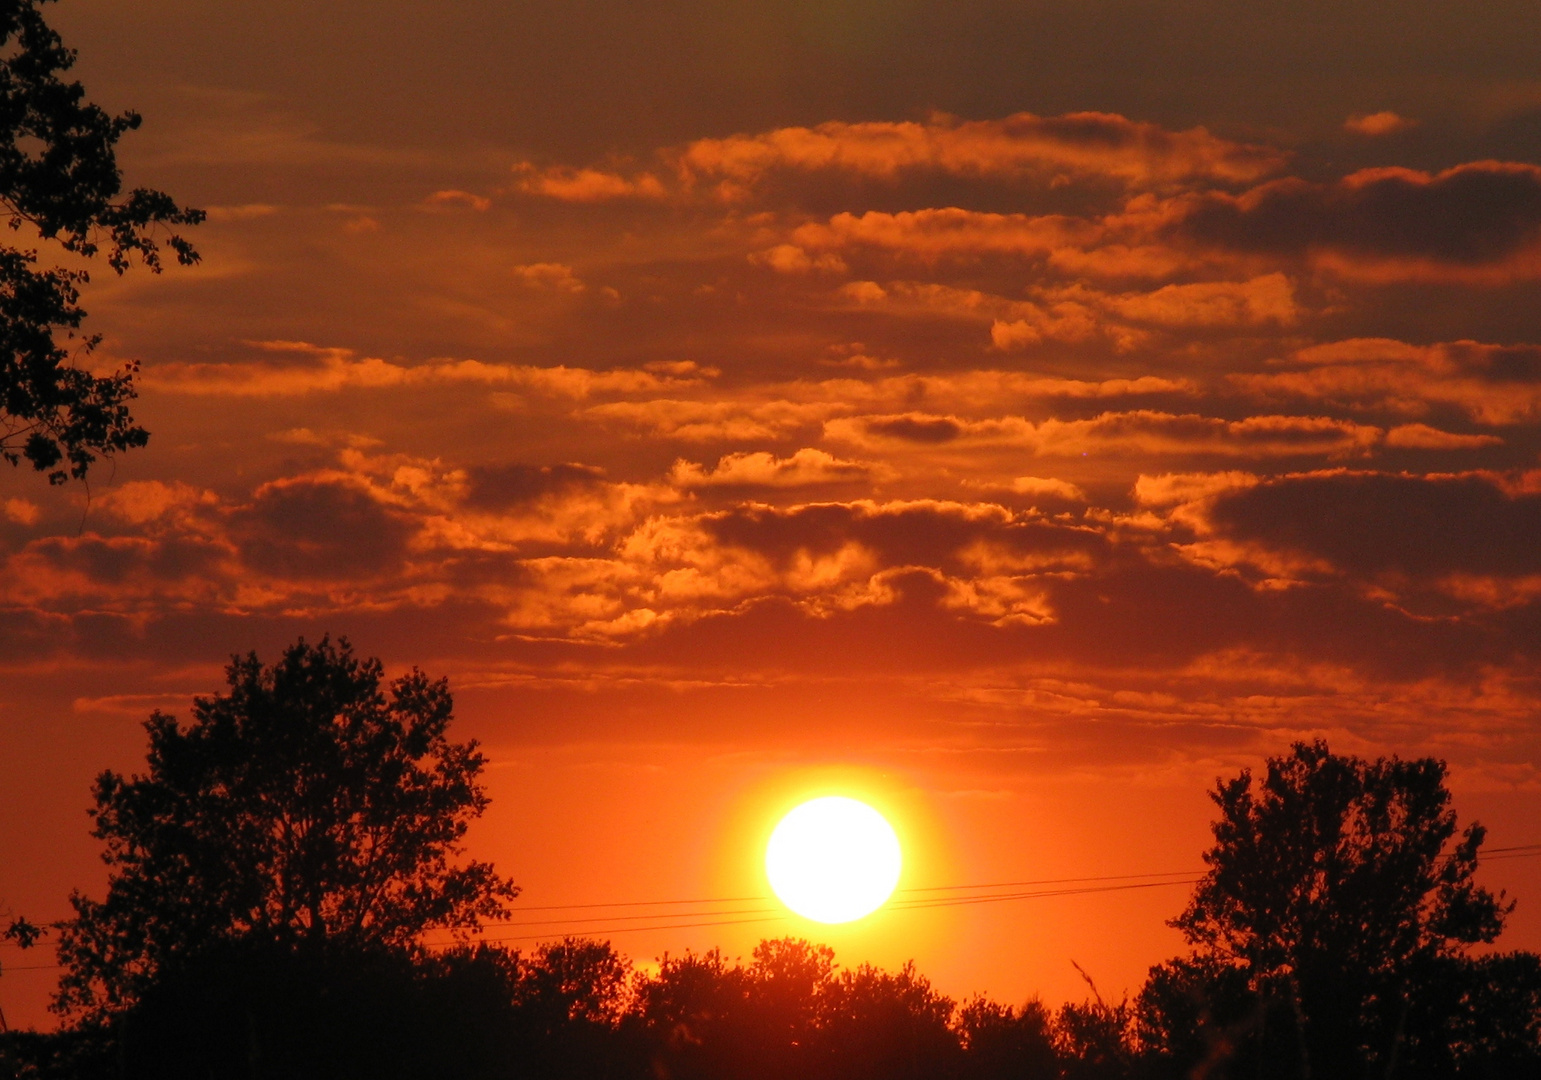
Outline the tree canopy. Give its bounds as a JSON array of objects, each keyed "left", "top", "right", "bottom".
[
  {"left": 1157, "top": 740, "right": 1518, "bottom": 1077},
  {"left": 0, "top": 0, "right": 201, "bottom": 483},
  {"left": 53, "top": 636, "right": 518, "bottom": 1019}
]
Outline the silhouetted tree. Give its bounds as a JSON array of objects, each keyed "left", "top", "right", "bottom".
[
  {"left": 1, "top": 914, "right": 40, "bottom": 953},
  {"left": 636, "top": 948, "right": 754, "bottom": 1080},
  {"left": 0, "top": 915, "right": 42, "bottom": 1034},
  {"left": 53, "top": 636, "right": 518, "bottom": 1020},
  {"left": 747, "top": 937, "right": 835, "bottom": 1078},
  {"left": 82, "top": 939, "right": 529, "bottom": 1080},
  {"left": 956, "top": 996, "right": 1058, "bottom": 1080},
  {"left": 1163, "top": 740, "right": 1518, "bottom": 1078},
  {"left": 1136, "top": 956, "right": 1293, "bottom": 1080},
  {"left": 1054, "top": 970, "right": 1135, "bottom": 1080},
  {"left": 0, "top": 0, "right": 201, "bottom": 483},
  {"left": 817, "top": 961, "right": 959, "bottom": 1080},
  {"left": 511, "top": 939, "right": 639, "bottom": 1080}
]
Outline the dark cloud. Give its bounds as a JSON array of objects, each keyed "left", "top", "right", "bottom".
[
  {"left": 1204, "top": 470, "right": 1541, "bottom": 581},
  {"left": 699, "top": 500, "right": 1102, "bottom": 572},
  {"left": 232, "top": 478, "right": 414, "bottom": 580},
  {"left": 1177, "top": 163, "right": 1541, "bottom": 266},
  {"left": 863, "top": 415, "right": 963, "bottom": 443},
  {"left": 463, "top": 462, "right": 607, "bottom": 509},
  {"left": 25, "top": 535, "right": 228, "bottom": 586}
]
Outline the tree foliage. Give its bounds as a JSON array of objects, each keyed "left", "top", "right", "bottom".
[
  {"left": 1158, "top": 740, "right": 1521, "bottom": 1077},
  {"left": 0, "top": 0, "right": 201, "bottom": 483},
  {"left": 53, "top": 636, "right": 518, "bottom": 1019}
]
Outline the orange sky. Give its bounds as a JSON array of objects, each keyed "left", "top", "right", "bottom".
[{"left": 3, "top": 0, "right": 1541, "bottom": 1032}]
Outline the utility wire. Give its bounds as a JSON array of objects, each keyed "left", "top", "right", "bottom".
[
  {"left": 421, "top": 877, "right": 1209, "bottom": 938},
  {"left": 427, "top": 849, "right": 1541, "bottom": 928},
  {"left": 442, "top": 878, "right": 1207, "bottom": 947},
  {"left": 8, "top": 847, "right": 1541, "bottom": 966}
]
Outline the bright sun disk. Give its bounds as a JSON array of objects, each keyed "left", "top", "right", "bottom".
[{"left": 765, "top": 796, "right": 902, "bottom": 923}]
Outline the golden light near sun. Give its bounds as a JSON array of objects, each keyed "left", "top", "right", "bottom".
[{"left": 765, "top": 796, "right": 902, "bottom": 923}]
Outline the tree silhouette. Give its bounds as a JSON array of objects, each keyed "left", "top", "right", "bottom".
[
  {"left": 636, "top": 947, "right": 755, "bottom": 1080},
  {"left": 1166, "top": 740, "right": 1514, "bottom": 1077},
  {"left": 817, "top": 960, "right": 958, "bottom": 1080},
  {"left": 53, "top": 636, "right": 518, "bottom": 1020},
  {"left": 955, "top": 996, "right": 1057, "bottom": 1080},
  {"left": 0, "top": 0, "right": 201, "bottom": 483}
]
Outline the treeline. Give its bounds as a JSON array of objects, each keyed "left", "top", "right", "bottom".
[
  {"left": 6, "top": 932, "right": 1539, "bottom": 1079},
  {"left": 2, "top": 639, "right": 1540, "bottom": 1079}
]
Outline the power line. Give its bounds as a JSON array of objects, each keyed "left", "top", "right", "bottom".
[
  {"left": 457, "top": 870, "right": 1208, "bottom": 923},
  {"left": 443, "top": 878, "right": 1206, "bottom": 947},
  {"left": 430, "top": 847, "right": 1541, "bottom": 927},
  {"left": 8, "top": 846, "right": 1541, "bottom": 964},
  {"left": 421, "top": 845, "right": 1541, "bottom": 944}
]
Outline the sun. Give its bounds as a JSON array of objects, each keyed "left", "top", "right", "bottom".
[{"left": 765, "top": 796, "right": 902, "bottom": 923}]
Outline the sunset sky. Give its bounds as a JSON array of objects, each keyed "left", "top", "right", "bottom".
[{"left": 4, "top": 0, "right": 1541, "bottom": 1030}]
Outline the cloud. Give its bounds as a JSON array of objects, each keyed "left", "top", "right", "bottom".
[
  {"left": 675, "top": 111, "right": 1284, "bottom": 193},
  {"left": 504, "top": 111, "right": 1283, "bottom": 214},
  {"left": 203, "top": 203, "right": 280, "bottom": 223},
  {"left": 1232, "top": 338, "right": 1541, "bottom": 425},
  {"left": 1174, "top": 162, "right": 1541, "bottom": 279},
  {"left": 669, "top": 449, "right": 889, "bottom": 489},
  {"left": 513, "top": 262, "right": 586, "bottom": 292},
  {"left": 793, "top": 206, "right": 1217, "bottom": 282},
  {"left": 514, "top": 164, "right": 667, "bottom": 201},
  {"left": 1132, "top": 471, "right": 1260, "bottom": 508},
  {"left": 1383, "top": 424, "right": 1503, "bottom": 450},
  {"left": 98, "top": 482, "right": 221, "bottom": 528},
  {"left": 794, "top": 208, "right": 1094, "bottom": 262},
  {"left": 422, "top": 189, "right": 492, "bottom": 211},
  {"left": 231, "top": 476, "right": 416, "bottom": 581},
  {"left": 583, "top": 399, "right": 838, "bottom": 441},
  {"left": 1163, "top": 469, "right": 1541, "bottom": 612},
  {"left": 1, "top": 534, "right": 236, "bottom": 608},
  {"left": 3, "top": 498, "right": 39, "bottom": 526},
  {"left": 144, "top": 342, "right": 709, "bottom": 398},
  {"left": 462, "top": 463, "right": 608, "bottom": 510},
  {"left": 1073, "top": 273, "right": 1297, "bottom": 327},
  {"left": 1002, "top": 477, "right": 1088, "bottom": 501},
  {"left": 749, "top": 244, "right": 847, "bottom": 274},
  {"left": 1344, "top": 112, "right": 1416, "bottom": 137},
  {"left": 828, "top": 410, "right": 1384, "bottom": 459},
  {"left": 15, "top": 99, "right": 1541, "bottom": 771}
]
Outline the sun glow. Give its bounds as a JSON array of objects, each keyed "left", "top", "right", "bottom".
[{"left": 765, "top": 796, "right": 902, "bottom": 923}]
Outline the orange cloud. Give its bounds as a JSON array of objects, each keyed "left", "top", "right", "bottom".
[
  {"left": 513, "top": 164, "right": 667, "bottom": 201},
  {"left": 584, "top": 398, "right": 839, "bottom": 442},
  {"left": 3, "top": 498, "right": 40, "bottom": 526},
  {"left": 422, "top": 189, "right": 491, "bottom": 211},
  {"left": 676, "top": 112, "right": 1284, "bottom": 192},
  {"left": 1344, "top": 112, "right": 1416, "bottom": 136},
  {"left": 144, "top": 343, "right": 709, "bottom": 398},
  {"left": 669, "top": 449, "right": 890, "bottom": 489},
  {"left": 793, "top": 208, "right": 1093, "bottom": 261},
  {"left": 1383, "top": 424, "right": 1503, "bottom": 450},
  {"left": 1233, "top": 338, "right": 1541, "bottom": 425},
  {"left": 827, "top": 410, "right": 1384, "bottom": 459},
  {"left": 513, "top": 262, "right": 586, "bottom": 292},
  {"left": 749, "top": 244, "right": 847, "bottom": 274}
]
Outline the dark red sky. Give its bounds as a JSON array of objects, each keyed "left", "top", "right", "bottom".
[{"left": 2, "top": 0, "right": 1540, "bottom": 1030}]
